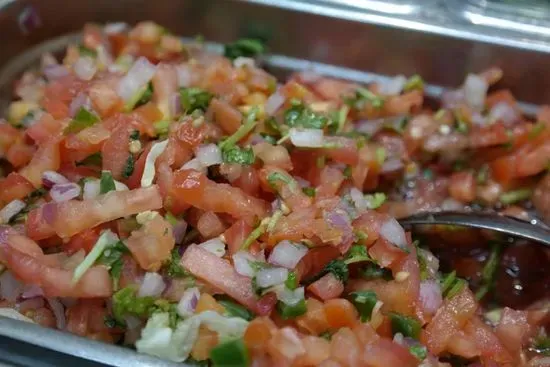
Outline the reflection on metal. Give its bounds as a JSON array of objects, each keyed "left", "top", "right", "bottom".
[{"left": 317, "top": 0, "right": 432, "bottom": 15}]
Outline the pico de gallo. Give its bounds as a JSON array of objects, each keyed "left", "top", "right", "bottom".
[{"left": 0, "top": 21, "right": 549, "bottom": 367}]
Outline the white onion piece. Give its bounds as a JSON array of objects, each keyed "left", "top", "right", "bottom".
[
  {"left": 138, "top": 272, "right": 166, "bottom": 297},
  {"left": 350, "top": 187, "right": 368, "bottom": 211},
  {"left": 378, "top": 75, "right": 406, "bottom": 96},
  {"left": 256, "top": 267, "right": 288, "bottom": 288},
  {"left": 195, "top": 144, "right": 222, "bottom": 167},
  {"left": 199, "top": 238, "right": 226, "bottom": 258},
  {"left": 73, "top": 57, "right": 97, "bottom": 81},
  {"left": 379, "top": 218, "right": 407, "bottom": 250},
  {"left": 42, "top": 170, "right": 70, "bottom": 189},
  {"left": 141, "top": 140, "right": 169, "bottom": 187},
  {"left": 46, "top": 298, "right": 66, "bottom": 330},
  {"left": 68, "top": 92, "right": 93, "bottom": 118},
  {"left": 489, "top": 102, "right": 518, "bottom": 126},
  {"left": 83, "top": 180, "right": 101, "bottom": 200},
  {"left": 177, "top": 287, "right": 200, "bottom": 318},
  {"left": 176, "top": 64, "right": 192, "bottom": 87},
  {"left": 268, "top": 241, "right": 308, "bottom": 269},
  {"left": 117, "top": 56, "right": 157, "bottom": 102},
  {"left": 419, "top": 280, "right": 443, "bottom": 315},
  {"left": 232, "top": 251, "right": 261, "bottom": 277},
  {"left": 265, "top": 91, "right": 285, "bottom": 116},
  {"left": 463, "top": 74, "right": 488, "bottom": 111},
  {"left": 21, "top": 284, "right": 44, "bottom": 299},
  {"left": 356, "top": 119, "right": 384, "bottom": 136},
  {"left": 0, "top": 200, "right": 25, "bottom": 224},
  {"left": 381, "top": 158, "right": 404, "bottom": 174},
  {"left": 43, "top": 64, "right": 69, "bottom": 81},
  {"left": 441, "top": 198, "right": 464, "bottom": 211},
  {"left": 289, "top": 128, "right": 324, "bottom": 148},
  {"left": 50, "top": 183, "right": 81, "bottom": 202},
  {"left": 181, "top": 158, "right": 205, "bottom": 172},
  {"left": 104, "top": 22, "right": 128, "bottom": 34},
  {"left": 272, "top": 284, "right": 304, "bottom": 306},
  {"left": 233, "top": 57, "right": 255, "bottom": 69},
  {"left": 172, "top": 219, "right": 188, "bottom": 244},
  {"left": 0, "top": 271, "right": 23, "bottom": 302}
]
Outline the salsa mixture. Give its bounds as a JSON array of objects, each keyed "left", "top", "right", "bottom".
[{"left": 0, "top": 21, "right": 549, "bottom": 367}]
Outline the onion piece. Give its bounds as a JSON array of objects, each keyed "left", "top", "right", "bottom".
[
  {"left": 198, "top": 238, "right": 226, "bottom": 258},
  {"left": 181, "top": 158, "right": 205, "bottom": 172},
  {"left": 21, "top": 284, "right": 44, "bottom": 299},
  {"left": 138, "top": 272, "right": 166, "bottom": 297},
  {"left": 42, "top": 171, "right": 70, "bottom": 189},
  {"left": 489, "top": 102, "right": 519, "bottom": 126},
  {"left": 18, "top": 297, "right": 45, "bottom": 313},
  {"left": 0, "top": 200, "right": 26, "bottom": 224},
  {"left": 177, "top": 287, "right": 200, "bottom": 318},
  {"left": 68, "top": 92, "right": 93, "bottom": 118},
  {"left": 50, "top": 183, "right": 81, "bottom": 202},
  {"left": 378, "top": 75, "right": 406, "bottom": 96},
  {"left": 83, "top": 179, "right": 101, "bottom": 200},
  {"left": 268, "top": 241, "right": 308, "bottom": 269},
  {"left": 265, "top": 91, "right": 285, "bottom": 116},
  {"left": 289, "top": 128, "right": 324, "bottom": 148},
  {"left": 256, "top": 267, "right": 288, "bottom": 288},
  {"left": 141, "top": 140, "right": 169, "bottom": 187},
  {"left": 117, "top": 57, "right": 157, "bottom": 102},
  {"left": 46, "top": 298, "right": 67, "bottom": 330},
  {"left": 176, "top": 64, "right": 192, "bottom": 88},
  {"left": 350, "top": 187, "right": 368, "bottom": 212},
  {"left": 233, "top": 57, "right": 255, "bottom": 69},
  {"left": 232, "top": 251, "right": 261, "bottom": 277},
  {"left": 172, "top": 219, "right": 188, "bottom": 244},
  {"left": 379, "top": 218, "right": 407, "bottom": 250},
  {"left": 381, "top": 158, "right": 404, "bottom": 174},
  {"left": 463, "top": 74, "right": 488, "bottom": 111},
  {"left": 43, "top": 64, "right": 69, "bottom": 81},
  {"left": 73, "top": 57, "right": 97, "bottom": 81},
  {"left": 104, "top": 22, "right": 128, "bottom": 34},
  {"left": 419, "top": 280, "right": 443, "bottom": 315},
  {"left": 0, "top": 271, "right": 23, "bottom": 302},
  {"left": 195, "top": 144, "right": 222, "bottom": 167},
  {"left": 272, "top": 284, "right": 304, "bottom": 306}
]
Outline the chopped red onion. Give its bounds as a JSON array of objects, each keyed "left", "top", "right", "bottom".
[
  {"left": 381, "top": 158, "right": 404, "bottom": 174},
  {"left": 18, "top": 297, "right": 45, "bottom": 313},
  {"left": 232, "top": 251, "right": 262, "bottom": 277},
  {"left": 50, "top": 183, "right": 81, "bottom": 202},
  {"left": 350, "top": 187, "right": 368, "bottom": 211},
  {"left": 46, "top": 298, "right": 66, "bottom": 330},
  {"left": 379, "top": 218, "right": 407, "bottom": 250},
  {"left": 378, "top": 75, "right": 406, "bottom": 96},
  {"left": 289, "top": 128, "right": 324, "bottom": 148},
  {"left": 83, "top": 179, "right": 101, "bottom": 200},
  {"left": 43, "top": 64, "right": 70, "bottom": 81},
  {"left": 272, "top": 284, "right": 304, "bottom": 306},
  {"left": 21, "top": 284, "right": 44, "bottom": 299},
  {"left": 42, "top": 171, "right": 70, "bottom": 189},
  {"left": 219, "top": 163, "right": 242, "bottom": 182},
  {"left": 256, "top": 267, "right": 288, "bottom": 288},
  {"left": 117, "top": 57, "right": 157, "bottom": 102},
  {"left": 195, "top": 144, "right": 222, "bottom": 167},
  {"left": 489, "top": 102, "right": 519, "bottom": 126},
  {"left": 393, "top": 332, "right": 405, "bottom": 345},
  {"left": 0, "top": 200, "right": 26, "bottom": 224},
  {"left": 0, "top": 271, "right": 23, "bottom": 302},
  {"left": 68, "top": 93, "right": 92, "bottom": 118},
  {"left": 463, "top": 74, "right": 488, "bottom": 111},
  {"left": 198, "top": 238, "right": 226, "bottom": 258},
  {"left": 123, "top": 315, "right": 143, "bottom": 345},
  {"left": 233, "top": 57, "right": 255, "bottom": 69},
  {"left": 176, "top": 64, "right": 192, "bottom": 87},
  {"left": 177, "top": 287, "right": 200, "bottom": 318},
  {"left": 172, "top": 219, "right": 188, "bottom": 244},
  {"left": 268, "top": 241, "right": 308, "bottom": 269},
  {"left": 73, "top": 57, "right": 97, "bottom": 81},
  {"left": 138, "top": 272, "right": 166, "bottom": 297},
  {"left": 96, "top": 46, "right": 114, "bottom": 68},
  {"left": 265, "top": 91, "right": 285, "bottom": 116},
  {"left": 170, "top": 92, "right": 182, "bottom": 116},
  {"left": 419, "top": 280, "right": 443, "bottom": 315}
]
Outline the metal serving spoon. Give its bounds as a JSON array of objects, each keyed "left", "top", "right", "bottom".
[{"left": 399, "top": 211, "right": 550, "bottom": 247}]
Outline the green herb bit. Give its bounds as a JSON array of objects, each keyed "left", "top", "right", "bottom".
[
  {"left": 446, "top": 278, "right": 467, "bottom": 299},
  {"left": 163, "top": 248, "right": 190, "bottom": 278},
  {"left": 122, "top": 155, "right": 135, "bottom": 179},
  {"left": 389, "top": 313, "right": 421, "bottom": 339},
  {"left": 112, "top": 286, "right": 156, "bottom": 323},
  {"left": 403, "top": 74, "right": 424, "bottom": 92},
  {"left": 499, "top": 188, "right": 532, "bottom": 205},
  {"left": 277, "top": 299, "right": 307, "bottom": 319},
  {"left": 344, "top": 245, "right": 372, "bottom": 265},
  {"left": 240, "top": 216, "right": 269, "bottom": 250},
  {"left": 355, "top": 230, "right": 369, "bottom": 244},
  {"left": 265, "top": 117, "right": 282, "bottom": 135},
  {"left": 336, "top": 105, "right": 349, "bottom": 132},
  {"left": 529, "top": 122, "right": 546, "bottom": 140},
  {"left": 343, "top": 166, "right": 352, "bottom": 179},
  {"left": 154, "top": 120, "right": 171, "bottom": 136},
  {"left": 78, "top": 45, "right": 97, "bottom": 58},
  {"left": 98, "top": 241, "right": 129, "bottom": 290},
  {"left": 260, "top": 133, "right": 277, "bottom": 145},
  {"left": 224, "top": 38, "right": 266, "bottom": 60},
  {"left": 72, "top": 231, "right": 118, "bottom": 285},
  {"left": 76, "top": 152, "right": 103, "bottom": 167},
  {"left": 124, "top": 83, "right": 152, "bottom": 112},
  {"left": 99, "top": 170, "right": 116, "bottom": 194},
  {"left": 222, "top": 146, "right": 255, "bottom": 165},
  {"left": 440, "top": 270, "right": 457, "bottom": 295},
  {"left": 64, "top": 107, "right": 100, "bottom": 135},
  {"left": 365, "top": 192, "right": 386, "bottom": 209},
  {"left": 283, "top": 102, "right": 329, "bottom": 130},
  {"left": 345, "top": 87, "right": 385, "bottom": 110},
  {"left": 532, "top": 335, "right": 550, "bottom": 356},
  {"left": 316, "top": 155, "right": 326, "bottom": 169},
  {"left": 266, "top": 171, "right": 296, "bottom": 192},
  {"left": 475, "top": 243, "right": 502, "bottom": 300},
  {"left": 455, "top": 113, "right": 469, "bottom": 134},
  {"left": 179, "top": 87, "right": 213, "bottom": 113},
  {"left": 302, "top": 187, "right": 316, "bottom": 197},
  {"left": 409, "top": 345, "right": 428, "bottom": 361},
  {"left": 219, "top": 107, "right": 259, "bottom": 151},
  {"left": 164, "top": 212, "right": 178, "bottom": 226},
  {"left": 130, "top": 130, "right": 140, "bottom": 140},
  {"left": 285, "top": 271, "right": 298, "bottom": 290},
  {"left": 375, "top": 147, "right": 386, "bottom": 164},
  {"left": 476, "top": 165, "right": 490, "bottom": 184},
  {"left": 266, "top": 210, "right": 283, "bottom": 234},
  {"left": 217, "top": 298, "right": 254, "bottom": 321},
  {"left": 103, "top": 315, "right": 124, "bottom": 329},
  {"left": 319, "top": 331, "right": 333, "bottom": 341},
  {"left": 349, "top": 291, "right": 377, "bottom": 322},
  {"left": 322, "top": 260, "right": 349, "bottom": 283},
  {"left": 360, "top": 263, "right": 393, "bottom": 281},
  {"left": 137, "top": 82, "right": 153, "bottom": 107}
]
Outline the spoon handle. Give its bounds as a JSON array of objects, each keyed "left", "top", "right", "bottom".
[{"left": 399, "top": 211, "right": 550, "bottom": 248}]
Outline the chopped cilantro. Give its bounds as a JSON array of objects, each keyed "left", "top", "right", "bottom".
[
  {"left": 475, "top": 243, "right": 502, "bottom": 300},
  {"left": 375, "top": 147, "right": 386, "bottom": 164},
  {"left": 360, "top": 263, "right": 393, "bottom": 281},
  {"left": 403, "top": 74, "right": 424, "bottom": 92},
  {"left": 98, "top": 241, "right": 129, "bottom": 290},
  {"left": 343, "top": 166, "right": 352, "bottom": 178},
  {"left": 224, "top": 38, "right": 265, "bottom": 60},
  {"left": 409, "top": 345, "right": 427, "bottom": 360},
  {"left": 344, "top": 245, "right": 372, "bottom": 265},
  {"left": 476, "top": 165, "right": 490, "bottom": 184},
  {"left": 103, "top": 315, "right": 124, "bottom": 329},
  {"left": 219, "top": 107, "right": 259, "bottom": 151},
  {"left": 455, "top": 112, "right": 469, "bottom": 134},
  {"left": 365, "top": 192, "right": 386, "bottom": 209},
  {"left": 99, "top": 170, "right": 116, "bottom": 194},
  {"left": 179, "top": 87, "right": 213, "bottom": 113},
  {"left": 136, "top": 82, "right": 153, "bottom": 107},
  {"left": 349, "top": 291, "right": 377, "bottom": 322},
  {"left": 121, "top": 155, "right": 135, "bottom": 179},
  {"left": 222, "top": 146, "right": 255, "bottom": 165},
  {"left": 154, "top": 120, "right": 171, "bottom": 136},
  {"left": 344, "top": 87, "right": 384, "bottom": 110},
  {"left": 499, "top": 188, "right": 532, "bottom": 205},
  {"left": 320, "top": 331, "right": 333, "bottom": 341},
  {"left": 163, "top": 248, "right": 190, "bottom": 278},
  {"left": 284, "top": 102, "right": 329, "bottom": 130},
  {"left": 76, "top": 152, "right": 102, "bottom": 167},
  {"left": 64, "top": 107, "right": 100, "bottom": 134},
  {"left": 78, "top": 45, "right": 97, "bottom": 58},
  {"left": 390, "top": 313, "right": 421, "bottom": 339},
  {"left": 302, "top": 187, "right": 316, "bottom": 197},
  {"left": 440, "top": 270, "right": 467, "bottom": 299},
  {"left": 130, "top": 130, "right": 140, "bottom": 140},
  {"left": 267, "top": 171, "right": 294, "bottom": 191},
  {"left": 529, "top": 122, "right": 546, "bottom": 140},
  {"left": 209, "top": 338, "right": 250, "bottom": 367},
  {"left": 277, "top": 299, "right": 307, "bottom": 319},
  {"left": 322, "top": 260, "right": 349, "bottom": 283},
  {"left": 112, "top": 287, "right": 156, "bottom": 322},
  {"left": 533, "top": 335, "right": 550, "bottom": 356},
  {"left": 217, "top": 298, "right": 254, "bottom": 321}
]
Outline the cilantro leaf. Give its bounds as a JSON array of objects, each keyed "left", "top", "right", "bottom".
[
  {"left": 64, "top": 107, "right": 100, "bottom": 134},
  {"left": 222, "top": 146, "right": 255, "bottom": 165},
  {"left": 179, "top": 88, "right": 213, "bottom": 113},
  {"left": 284, "top": 102, "right": 329, "bottom": 129},
  {"left": 122, "top": 155, "right": 135, "bottom": 179},
  {"left": 99, "top": 170, "right": 116, "bottom": 194},
  {"left": 349, "top": 291, "right": 377, "bottom": 322},
  {"left": 344, "top": 245, "right": 373, "bottom": 265},
  {"left": 224, "top": 38, "right": 265, "bottom": 60},
  {"left": 163, "top": 248, "right": 190, "bottom": 278},
  {"left": 344, "top": 87, "right": 384, "bottom": 110}
]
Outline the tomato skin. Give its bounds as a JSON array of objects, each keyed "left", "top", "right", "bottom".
[
  {"left": 223, "top": 219, "right": 253, "bottom": 255},
  {"left": 295, "top": 246, "right": 340, "bottom": 282},
  {"left": 64, "top": 227, "right": 102, "bottom": 255},
  {"left": 101, "top": 125, "right": 132, "bottom": 180},
  {"left": 308, "top": 273, "right": 344, "bottom": 301},
  {"left": 197, "top": 211, "right": 226, "bottom": 239},
  {"left": 172, "top": 169, "right": 207, "bottom": 200},
  {"left": 296, "top": 298, "right": 330, "bottom": 335},
  {"left": 209, "top": 98, "right": 242, "bottom": 134},
  {"left": 0, "top": 172, "right": 35, "bottom": 204},
  {"left": 362, "top": 338, "right": 418, "bottom": 367},
  {"left": 19, "top": 138, "right": 61, "bottom": 188},
  {"left": 0, "top": 123, "right": 21, "bottom": 154}
]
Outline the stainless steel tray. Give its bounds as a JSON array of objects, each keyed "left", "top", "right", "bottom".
[{"left": 1, "top": 0, "right": 550, "bottom": 365}]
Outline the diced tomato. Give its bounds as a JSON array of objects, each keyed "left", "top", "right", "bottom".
[
  {"left": 296, "top": 298, "right": 330, "bottom": 335},
  {"left": 330, "top": 328, "right": 361, "bottom": 366},
  {"left": 449, "top": 171, "right": 476, "bottom": 203},
  {"left": 362, "top": 338, "right": 418, "bottom": 367},
  {"left": 152, "top": 64, "right": 178, "bottom": 119},
  {"left": 191, "top": 326, "right": 218, "bottom": 361},
  {"left": 353, "top": 322, "right": 379, "bottom": 345},
  {"left": 209, "top": 98, "right": 242, "bottom": 134},
  {"left": 469, "top": 123, "right": 509, "bottom": 148},
  {"left": 181, "top": 244, "right": 273, "bottom": 315},
  {"left": 316, "top": 166, "right": 344, "bottom": 200},
  {"left": 384, "top": 90, "right": 423, "bottom": 116},
  {"left": 42, "top": 75, "right": 87, "bottom": 119},
  {"left": 223, "top": 219, "right": 253, "bottom": 254},
  {"left": 6, "top": 141, "right": 35, "bottom": 168},
  {"left": 295, "top": 245, "right": 340, "bottom": 282},
  {"left": 294, "top": 336, "right": 331, "bottom": 366},
  {"left": 19, "top": 138, "right": 61, "bottom": 188},
  {"left": 244, "top": 317, "right": 278, "bottom": 352},
  {"left": 352, "top": 210, "right": 390, "bottom": 246},
  {"left": 0, "top": 172, "right": 35, "bottom": 204},
  {"left": 266, "top": 327, "right": 306, "bottom": 365},
  {"left": 308, "top": 273, "right": 344, "bottom": 301},
  {"left": 464, "top": 316, "right": 514, "bottom": 366},
  {"left": 125, "top": 143, "right": 152, "bottom": 189},
  {"left": 259, "top": 166, "right": 312, "bottom": 211},
  {"left": 0, "top": 122, "right": 21, "bottom": 154},
  {"left": 233, "top": 166, "right": 261, "bottom": 197},
  {"left": 64, "top": 227, "right": 102, "bottom": 254},
  {"left": 101, "top": 125, "right": 132, "bottom": 180},
  {"left": 197, "top": 211, "right": 226, "bottom": 239},
  {"left": 25, "top": 113, "right": 65, "bottom": 145},
  {"left": 368, "top": 237, "right": 408, "bottom": 268},
  {"left": 195, "top": 293, "right": 225, "bottom": 314},
  {"left": 253, "top": 143, "right": 293, "bottom": 171},
  {"left": 495, "top": 308, "right": 532, "bottom": 358},
  {"left": 322, "top": 136, "right": 359, "bottom": 166},
  {"left": 324, "top": 299, "right": 358, "bottom": 329}
]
